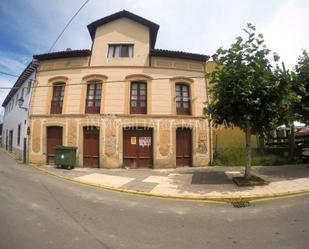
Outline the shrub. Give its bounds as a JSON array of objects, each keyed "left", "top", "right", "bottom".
[{"left": 213, "top": 148, "right": 297, "bottom": 166}]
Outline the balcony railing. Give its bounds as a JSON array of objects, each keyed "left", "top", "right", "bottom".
[{"left": 50, "top": 100, "right": 63, "bottom": 114}]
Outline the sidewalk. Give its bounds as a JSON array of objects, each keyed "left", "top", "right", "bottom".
[{"left": 32, "top": 164, "right": 309, "bottom": 201}]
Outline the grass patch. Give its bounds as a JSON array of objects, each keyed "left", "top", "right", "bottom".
[{"left": 213, "top": 148, "right": 298, "bottom": 166}]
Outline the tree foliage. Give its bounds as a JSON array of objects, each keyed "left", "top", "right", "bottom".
[
  {"left": 205, "top": 23, "right": 293, "bottom": 178},
  {"left": 206, "top": 23, "right": 289, "bottom": 135},
  {"left": 293, "top": 50, "right": 309, "bottom": 125}
]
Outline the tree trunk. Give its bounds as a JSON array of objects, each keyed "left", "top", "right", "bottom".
[
  {"left": 288, "top": 124, "right": 295, "bottom": 161},
  {"left": 258, "top": 134, "right": 265, "bottom": 154},
  {"left": 245, "top": 120, "right": 252, "bottom": 179}
]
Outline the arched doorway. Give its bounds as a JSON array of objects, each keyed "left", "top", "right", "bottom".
[
  {"left": 176, "top": 128, "right": 192, "bottom": 167},
  {"left": 83, "top": 126, "right": 100, "bottom": 168},
  {"left": 123, "top": 127, "right": 153, "bottom": 168},
  {"left": 46, "top": 126, "right": 63, "bottom": 164}
]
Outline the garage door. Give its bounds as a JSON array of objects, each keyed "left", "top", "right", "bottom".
[
  {"left": 176, "top": 128, "right": 192, "bottom": 167},
  {"left": 47, "top": 126, "right": 63, "bottom": 164},
  {"left": 123, "top": 128, "right": 153, "bottom": 168},
  {"left": 83, "top": 127, "right": 99, "bottom": 168}
]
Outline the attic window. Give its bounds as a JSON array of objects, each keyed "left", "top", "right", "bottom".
[{"left": 107, "top": 44, "right": 133, "bottom": 58}]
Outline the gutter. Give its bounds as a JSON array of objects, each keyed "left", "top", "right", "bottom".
[
  {"left": 204, "top": 60, "right": 213, "bottom": 165},
  {"left": 25, "top": 60, "right": 37, "bottom": 164}
]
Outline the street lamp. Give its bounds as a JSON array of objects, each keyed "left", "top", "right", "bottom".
[{"left": 18, "top": 97, "right": 28, "bottom": 111}]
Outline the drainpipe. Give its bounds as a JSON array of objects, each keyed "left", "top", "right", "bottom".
[
  {"left": 148, "top": 30, "right": 152, "bottom": 67},
  {"left": 204, "top": 58, "right": 213, "bottom": 165},
  {"left": 25, "top": 60, "right": 38, "bottom": 164}
]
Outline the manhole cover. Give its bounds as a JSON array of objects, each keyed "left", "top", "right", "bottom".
[{"left": 230, "top": 201, "right": 251, "bottom": 208}]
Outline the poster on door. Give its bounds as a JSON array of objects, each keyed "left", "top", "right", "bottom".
[{"left": 139, "top": 137, "right": 151, "bottom": 147}]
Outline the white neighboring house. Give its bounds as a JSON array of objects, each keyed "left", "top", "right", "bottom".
[{"left": 2, "top": 62, "right": 38, "bottom": 162}]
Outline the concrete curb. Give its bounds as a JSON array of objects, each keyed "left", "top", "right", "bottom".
[{"left": 29, "top": 164, "right": 309, "bottom": 203}]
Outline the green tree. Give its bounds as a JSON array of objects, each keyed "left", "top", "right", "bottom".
[
  {"left": 205, "top": 24, "right": 289, "bottom": 179},
  {"left": 273, "top": 63, "right": 298, "bottom": 160},
  {"left": 293, "top": 50, "right": 309, "bottom": 125}
]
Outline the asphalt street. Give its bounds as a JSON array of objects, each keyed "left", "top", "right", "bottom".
[{"left": 0, "top": 150, "right": 308, "bottom": 249}]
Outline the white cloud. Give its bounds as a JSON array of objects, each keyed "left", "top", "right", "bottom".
[
  {"left": 6, "top": 0, "right": 308, "bottom": 59},
  {"left": 1, "top": 0, "right": 309, "bottom": 113},
  {"left": 0, "top": 75, "right": 14, "bottom": 115},
  {"left": 0, "top": 55, "right": 27, "bottom": 74},
  {"left": 0, "top": 54, "right": 28, "bottom": 110},
  {"left": 262, "top": 0, "right": 309, "bottom": 68}
]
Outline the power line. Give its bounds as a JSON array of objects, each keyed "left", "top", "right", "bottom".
[
  {"left": 0, "top": 76, "right": 206, "bottom": 91},
  {"left": 0, "top": 71, "right": 19, "bottom": 77},
  {"left": 0, "top": 0, "right": 90, "bottom": 80},
  {"left": 48, "top": 0, "right": 90, "bottom": 52}
]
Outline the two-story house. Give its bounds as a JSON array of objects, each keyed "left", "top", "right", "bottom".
[
  {"left": 2, "top": 62, "right": 38, "bottom": 161},
  {"left": 29, "top": 10, "right": 211, "bottom": 168}
]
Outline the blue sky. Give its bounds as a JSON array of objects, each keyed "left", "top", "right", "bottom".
[{"left": 1, "top": 0, "right": 309, "bottom": 116}]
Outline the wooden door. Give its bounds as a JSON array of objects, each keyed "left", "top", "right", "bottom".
[
  {"left": 47, "top": 126, "right": 63, "bottom": 164},
  {"left": 176, "top": 128, "right": 192, "bottom": 167},
  {"left": 9, "top": 130, "right": 13, "bottom": 152},
  {"left": 83, "top": 127, "right": 99, "bottom": 168},
  {"left": 123, "top": 128, "right": 153, "bottom": 168}
]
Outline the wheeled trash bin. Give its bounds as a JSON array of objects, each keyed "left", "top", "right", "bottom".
[{"left": 55, "top": 145, "right": 77, "bottom": 170}]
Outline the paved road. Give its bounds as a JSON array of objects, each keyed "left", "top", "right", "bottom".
[{"left": 0, "top": 150, "right": 308, "bottom": 249}]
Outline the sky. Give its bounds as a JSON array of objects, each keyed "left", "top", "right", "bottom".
[{"left": 1, "top": 0, "right": 309, "bottom": 117}]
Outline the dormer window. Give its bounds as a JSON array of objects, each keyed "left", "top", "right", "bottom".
[{"left": 107, "top": 44, "right": 133, "bottom": 58}]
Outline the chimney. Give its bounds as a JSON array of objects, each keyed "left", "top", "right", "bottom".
[{"left": 211, "top": 54, "right": 218, "bottom": 61}]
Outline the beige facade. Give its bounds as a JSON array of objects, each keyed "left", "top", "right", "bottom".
[
  {"left": 91, "top": 18, "right": 150, "bottom": 67},
  {"left": 29, "top": 11, "right": 211, "bottom": 168}
]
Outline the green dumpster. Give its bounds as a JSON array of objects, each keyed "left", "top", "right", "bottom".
[{"left": 55, "top": 145, "right": 77, "bottom": 170}]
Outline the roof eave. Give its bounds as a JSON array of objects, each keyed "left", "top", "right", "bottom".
[
  {"left": 2, "top": 62, "right": 39, "bottom": 107},
  {"left": 33, "top": 49, "right": 91, "bottom": 61},
  {"left": 150, "top": 49, "right": 210, "bottom": 62},
  {"left": 87, "top": 10, "right": 159, "bottom": 49}
]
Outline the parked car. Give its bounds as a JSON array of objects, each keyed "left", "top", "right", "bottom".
[
  {"left": 296, "top": 127, "right": 309, "bottom": 136},
  {"left": 297, "top": 142, "right": 309, "bottom": 162}
]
